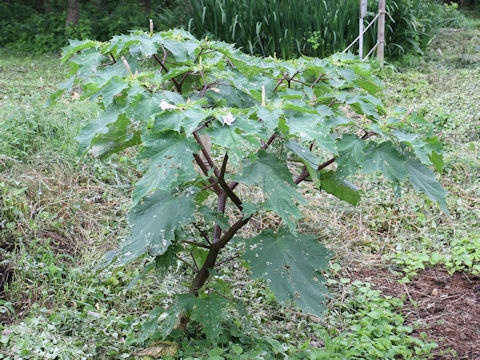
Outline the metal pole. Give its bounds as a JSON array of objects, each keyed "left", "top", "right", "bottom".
[
  {"left": 359, "top": 18, "right": 364, "bottom": 59},
  {"left": 359, "top": 0, "right": 367, "bottom": 59},
  {"left": 377, "top": 0, "right": 386, "bottom": 67}
]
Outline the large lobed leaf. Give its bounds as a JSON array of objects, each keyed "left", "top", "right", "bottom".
[
  {"left": 103, "top": 188, "right": 196, "bottom": 266},
  {"left": 243, "top": 227, "right": 333, "bottom": 316},
  {"left": 234, "top": 150, "right": 305, "bottom": 232}
]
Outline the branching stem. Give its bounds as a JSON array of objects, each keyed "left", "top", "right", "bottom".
[{"left": 183, "top": 239, "right": 211, "bottom": 249}]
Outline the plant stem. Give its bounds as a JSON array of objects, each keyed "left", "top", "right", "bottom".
[{"left": 183, "top": 239, "right": 211, "bottom": 249}]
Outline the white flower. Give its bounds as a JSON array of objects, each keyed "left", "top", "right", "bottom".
[
  {"left": 159, "top": 100, "right": 178, "bottom": 111},
  {"left": 222, "top": 113, "right": 235, "bottom": 126}
]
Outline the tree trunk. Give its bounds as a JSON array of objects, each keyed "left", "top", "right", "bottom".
[
  {"left": 33, "top": 0, "right": 51, "bottom": 13},
  {"left": 34, "top": 0, "right": 43, "bottom": 12},
  {"left": 141, "top": 0, "right": 151, "bottom": 12},
  {"left": 44, "top": 0, "right": 51, "bottom": 13},
  {"left": 66, "top": 0, "right": 80, "bottom": 26}
]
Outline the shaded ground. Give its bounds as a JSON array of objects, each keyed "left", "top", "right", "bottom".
[{"left": 352, "top": 266, "right": 480, "bottom": 359}]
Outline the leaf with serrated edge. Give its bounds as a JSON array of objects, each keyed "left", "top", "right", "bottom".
[
  {"left": 191, "top": 294, "right": 229, "bottom": 341},
  {"left": 361, "top": 142, "right": 407, "bottom": 183},
  {"left": 335, "top": 134, "right": 366, "bottom": 177},
  {"left": 243, "top": 227, "right": 333, "bottom": 316},
  {"left": 234, "top": 150, "right": 305, "bottom": 232},
  {"left": 92, "top": 76, "right": 129, "bottom": 107},
  {"left": 133, "top": 131, "right": 199, "bottom": 205},
  {"left": 103, "top": 188, "right": 196, "bottom": 267},
  {"left": 319, "top": 170, "right": 360, "bottom": 206},
  {"left": 286, "top": 140, "right": 321, "bottom": 186},
  {"left": 405, "top": 157, "right": 448, "bottom": 213}
]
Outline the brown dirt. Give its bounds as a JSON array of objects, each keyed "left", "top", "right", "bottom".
[{"left": 351, "top": 266, "right": 480, "bottom": 360}]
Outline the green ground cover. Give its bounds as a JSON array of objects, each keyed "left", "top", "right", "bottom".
[{"left": 0, "top": 12, "right": 479, "bottom": 360}]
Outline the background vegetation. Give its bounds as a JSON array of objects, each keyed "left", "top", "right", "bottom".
[
  {"left": 0, "top": 0, "right": 181, "bottom": 54},
  {"left": 187, "top": 0, "right": 464, "bottom": 58},
  {"left": 0, "top": 1, "right": 479, "bottom": 359},
  {"left": 0, "top": 0, "right": 476, "bottom": 58}
]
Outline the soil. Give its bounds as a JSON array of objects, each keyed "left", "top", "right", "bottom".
[{"left": 351, "top": 266, "right": 480, "bottom": 359}]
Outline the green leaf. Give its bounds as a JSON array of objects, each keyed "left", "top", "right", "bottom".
[
  {"left": 405, "top": 157, "right": 448, "bottom": 213},
  {"left": 428, "top": 151, "right": 444, "bottom": 173},
  {"left": 191, "top": 294, "right": 229, "bottom": 340},
  {"left": 391, "top": 130, "right": 443, "bottom": 166},
  {"left": 243, "top": 227, "right": 333, "bottom": 316},
  {"left": 199, "top": 206, "right": 230, "bottom": 229},
  {"left": 286, "top": 140, "right": 321, "bottom": 186},
  {"left": 144, "top": 294, "right": 197, "bottom": 340},
  {"left": 234, "top": 150, "right": 305, "bottom": 232},
  {"left": 62, "top": 39, "right": 99, "bottom": 61},
  {"left": 153, "top": 108, "right": 210, "bottom": 134},
  {"left": 126, "top": 92, "right": 164, "bottom": 123},
  {"left": 77, "top": 104, "right": 140, "bottom": 159},
  {"left": 257, "top": 107, "right": 283, "bottom": 132},
  {"left": 133, "top": 131, "right": 200, "bottom": 205},
  {"left": 284, "top": 111, "right": 336, "bottom": 153},
  {"left": 361, "top": 142, "right": 407, "bottom": 183},
  {"left": 103, "top": 188, "right": 196, "bottom": 267},
  {"left": 319, "top": 170, "right": 360, "bottom": 206},
  {"left": 162, "top": 39, "right": 200, "bottom": 62},
  {"left": 155, "top": 243, "right": 182, "bottom": 273},
  {"left": 48, "top": 76, "right": 75, "bottom": 105},
  {"left": 92, "top": 76, "right": 129, "bottom": 107},
  {"left": 335, "top": 134, "right": 366, "bottom": 177},
  {"left": 208, "top": 123, "right": 260, "bottom": 165}
]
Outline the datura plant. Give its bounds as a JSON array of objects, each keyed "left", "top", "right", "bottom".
[{"left": 52, "top": 28, "right": 447, "bottom": 340}]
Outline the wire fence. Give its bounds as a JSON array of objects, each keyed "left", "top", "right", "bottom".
[{"left": 343, "top": 0, "right": 386, "bottom": 65}]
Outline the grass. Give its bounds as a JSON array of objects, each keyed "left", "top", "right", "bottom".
[{"left": 1, "top": 10, "right": 479, "bottom": 359}]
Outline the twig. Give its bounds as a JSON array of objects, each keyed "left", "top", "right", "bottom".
[
  {"left": 192, "top": 223, "right": 212, "bottom": 246},
  {"left": 176, "top": 255, "right": 197, "bottom": 272},
  {"left": 263, "top": 134, "right": 277, "bottom": 150},
  {"left": 311, "top": 73, "right": 327, "bottom": 87},
  {"left": 193, "top": 132, "right": 220, "bottom": 177},
  {"left": 215, "top": 254, "right": 241, "bottom": 267},
  {"left": 201, "top": 181, "right": 219, "bottom": 192},
  {"left": 192, "top": 153, "right": 222, "bottom": 194},
  {"left": 225, "top": 56, "right": 236, "bottom": 69},
  {"left": 213, "top": 215, "right": 251, "bottom": 249},
  {"left": 213, "top": 193, "right": 227, "bottom": 243},
  {"left": 153, "top": 53, "right": 169, "bottom": 73},
  {"left": 183, "top": 239, "right": 211, "bottom": 249},
  {"left": 217, "top": 153, "right": 243, "bottom": 211},
  {"left": 273, "top": 73, "right": 288, "bottom": 92},
  {"left": 294, "top": 132, "right": 376, "bottom": 185},
  {"left": 189, "top": 251, "right": 200, "bottom": 271}
]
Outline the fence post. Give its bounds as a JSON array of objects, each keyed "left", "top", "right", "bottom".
[
  {"left": 377, "top": 0, "right": 385, "bottom": 67},
  {"left": 359, "top": 0, "right": 368, "bottom": 59}
]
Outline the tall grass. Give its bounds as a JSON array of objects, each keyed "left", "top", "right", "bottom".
[{"left": 187, "top": 0, "right": 464, "bottom": 59}]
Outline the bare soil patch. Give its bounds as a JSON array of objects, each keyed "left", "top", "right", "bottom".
[{"left": 351, "top": 267, "right": 480, "bottom": 359}]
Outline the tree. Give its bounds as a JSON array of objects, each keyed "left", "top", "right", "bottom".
[
  {"left": 141, "top": 0, "right": 151, "bottom": 12},
  {"left": 66, "top": 0, "right": 79, "bottom": 26},
  {"left": 33, "top": 0, "right": 51, "bottom": 13},
  {"left": 52, "top": 29, "right": 447, "bottom": 340}
]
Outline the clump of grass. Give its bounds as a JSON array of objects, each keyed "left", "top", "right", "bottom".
[{"left": 187, "top": 0, "right": 466, "bottom": 59}]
